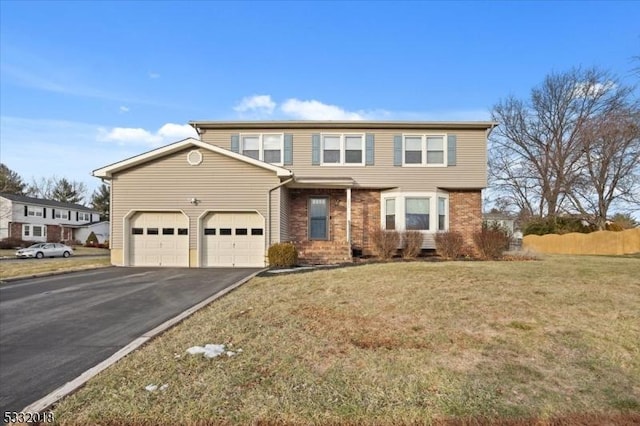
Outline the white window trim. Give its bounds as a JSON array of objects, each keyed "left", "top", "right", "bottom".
[
  {"left": 239, "top": 133, "right": 284, "bottom": 165},
  {"left": 402, "top": 133, "right": 448, "bottom": 167},
  {"left": 55, "top": 211, "right": 69, "bottom": 220},
  {"left": 380, "top": 192, "right": 449, "bottom": 232},
  {"left": 23, "top": 224, "right": 47, "bottom": 239},
  {"left": 27, "top": 206, "right": 44, "bottom": 217},
  {"left": 79, "top": 212, "right": 91, "bottom": 221},
  {"left": 320, "top": 133, "right": 365, "bottom": 166}
]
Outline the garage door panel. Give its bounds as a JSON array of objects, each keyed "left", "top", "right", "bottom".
[
  {"left": 129, "top": 212, "right": 189, "bottom": 267},
  {"left": 202, "top": 212, "right": 265, "bottom": 267}
]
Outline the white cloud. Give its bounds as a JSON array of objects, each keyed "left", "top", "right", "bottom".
[
  {"left": 574, "top": 81, "right": 616, "bottom": 98},
  {"left": 280, "top": 98, "right": 367, "bottom": 120},
  {"left": 148, "top": 72, "right": 160, "bottom": 79},
  {"left": 119, "top": 106, "right": 130, "bottom": 113},
  {"left": 233, "top": 95, "right": 276, "bottom": 115},
  {"left": 98, "top": 123, "right": 197, "bottom": 147}
]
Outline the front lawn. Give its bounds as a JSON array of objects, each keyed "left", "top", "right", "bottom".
[
  {"left": 0, "top": 257, "right": 111, "bottom": 280},
  {"left": 53, "top": 256, "right": 640, "bottom": 425}
]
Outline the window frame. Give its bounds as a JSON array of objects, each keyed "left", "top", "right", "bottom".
[
  {"left": 320, "top": 133, "right": 365, "bottom": 166},
  {"left": 55, "top": 210, "right": 69, "bottom": 220},
  {"left": 23, "top": 224, "right": 46, "bottom": 238},
  {"left": 381, "top": 192, "right": 449, "bottom": 233},
  {"left": 27, "top": 206, "right": 43, "bottom": 217},
  {"left": 402, "top": 133, "right": 448, "bottom": 167},
  {"left": 78, "top": 212, "right": 91, "bottom": 221},
  {"left": 239, "top": 133, "right": 284, "bottom": 165},
  {"left": 308, "top": 196, "right": 330, "bottom": 240}
]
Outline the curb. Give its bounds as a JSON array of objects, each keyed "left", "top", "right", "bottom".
[{"left": 21, "top": 268, "right": 266, "bottom": 414}]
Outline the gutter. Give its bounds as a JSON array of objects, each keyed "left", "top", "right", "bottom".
[{"left": 267, "top": 177, "right": 294, "bottom": 254}]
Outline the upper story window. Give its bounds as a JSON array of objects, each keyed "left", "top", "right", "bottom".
[
  {"left": 55, "top": 210, "right": 69, "bottom": 219},
  {"left": 403, "top": 134, "right": 447, "bottom": 166},
  {"left": 27, "top": 206, "right": 43, "bottom": 217},
  {"left": 240, "top": 134, "right": 283, "bottom": 164},
  {"left": 322, "top": 134, "right": 364, "bottom": 165},
  {"left": 79, "top": 212, "right": 91, "bottom": 222}
]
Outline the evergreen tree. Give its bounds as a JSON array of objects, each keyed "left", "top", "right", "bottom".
[
  {"left": 0, "top": 163, "right": 27, "bottom": 195},
  {"left": 91, "top": 183, "right": 110, "bottom": 221}
]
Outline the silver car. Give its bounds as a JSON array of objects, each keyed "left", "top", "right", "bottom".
[{"left": 16, "top": 243, "right": 74, "bottom": 259}]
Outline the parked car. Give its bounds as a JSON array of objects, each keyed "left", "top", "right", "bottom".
[{"left": 16, "top": 243, "right": 74, "bottom": 259}]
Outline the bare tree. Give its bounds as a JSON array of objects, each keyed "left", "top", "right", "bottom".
[
  {"left": 490, "top": 67, "right": 636, "bottom": 221},
  {"left": 568, "top": 109, "right": 640, "bottom": 229},
  {"left": 28, "top": 176, "right": 88, "bottom": 204},
  {"left": 27, "top": 176, "right": 58, "bottom": 200}
]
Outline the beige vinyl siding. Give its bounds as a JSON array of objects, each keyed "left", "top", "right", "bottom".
[
  {"left": 200, "top": 128, "right": 487, "bottom": 190},
  {"left": 279, "top": 186, "right": 290, "bottom": 242},
  {"left": 111, "top": 148, "right": 281, "bottom": 250}
]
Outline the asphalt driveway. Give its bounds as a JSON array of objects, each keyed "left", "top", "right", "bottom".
[{"left": 0, "top": 267, "right": 260, "bottom": 416}]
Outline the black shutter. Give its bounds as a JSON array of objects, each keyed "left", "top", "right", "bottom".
[
  {"left": 24, "top": 206, "right": 28, "bottom": 216},
  {"left": 43, "top": 208, "right": 47, "bottom": 218},
  {"left": 76, "top": 211, "right": 79, "bottom": 221}
]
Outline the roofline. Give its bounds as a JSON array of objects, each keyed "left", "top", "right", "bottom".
[
  {"left": 0, "top": 193, "right": 97, "bottom": 212},
  {"left": 189, "top": 120, "right": 498, "bottom": 131},
  {"left": 92, "top": 137, "right": 293, "bottom": 178}
]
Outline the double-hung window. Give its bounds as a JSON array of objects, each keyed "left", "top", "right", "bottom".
[
  {"left": 403, "top": 134, "right": 446, "bottom": 166},
  {"left": 309, "top": 197, "right": 329, "bottom": 240},
  {"left": 79, "top": 212, "right": 91, "bottom": 221},
  {"left": 405, "top": 198, "right": 430, "bottom": 230},
  {"left": 55, "top": 210, "right": 69, "bottom": 219},
  {"left": 240, "top": 134, "right": 283, "bottom": 164},
  {"left": 438, "top": 197, "right": 447, "bottom": 231},
  {"left": 322, "top": 134, "right": 364, "bottom": 165},
  {"left": 27, "top": 206, "right": 43, "bottom": 217},
  {"left": 385, "top": 199, "right": 396, "bottom": 230}
]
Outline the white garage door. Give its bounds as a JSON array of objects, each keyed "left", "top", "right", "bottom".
[
  {"left": 129, "top": 212, "right": 189, "bottom": 267},
  {"left": 202, "top": 212, "right": 265, "bottom": 267}
]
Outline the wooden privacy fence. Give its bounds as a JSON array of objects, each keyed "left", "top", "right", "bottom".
[{"left": 523, "top": 228, "right": 640, "bottom": 255}]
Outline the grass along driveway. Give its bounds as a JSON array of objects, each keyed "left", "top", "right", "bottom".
[
  {"left": 53, "top": 256, "right": 640, "bottom": 425},
  {"left": 0, "top": 257, "right": 111, "bottom": 280},
  {"left": 0, "top": 246, "right": 109, "bottom": 258}
]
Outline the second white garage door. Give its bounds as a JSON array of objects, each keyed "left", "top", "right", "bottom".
[{"left": 202, "top": 212, "right": 265, "bottom": 267}]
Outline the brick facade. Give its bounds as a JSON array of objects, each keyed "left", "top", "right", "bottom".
[
  {"left": 287, "top": 188, "right": 382, "bottom": 264},
  {"left": 9, "top": 222, "right": 22, "bottom": 239},
  {"left": 350, "top": 189, "right": 380, "bottom": 256},
  {"left": 448, "top": 190, "right": 482, "bottom": 255},
  {"left": 46, "top": 225, "right": 73, "bottom": 243},
  {"left": 288, "top": 188, "right": 351, "bottom": 264}
]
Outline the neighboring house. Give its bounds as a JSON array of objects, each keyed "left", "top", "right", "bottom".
[
  {"left": 93, "top": 121, "right": 496, "bottom": 267},
  {"left": 483, "top": 212, "right": 523, "bottom": 244},
  {"left": 0, "top": 193, "right": 103, "bottom": 243},
  {"left": 74, "top": 221, "right": 110, "bottom": 244}
]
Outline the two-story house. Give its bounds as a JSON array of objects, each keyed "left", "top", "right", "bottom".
[
  {"left": 93, "top": 121, "right": 496, "bottom": 267},
  {"left": 0, "top": 193, "right": 105, "bottom": 243}
]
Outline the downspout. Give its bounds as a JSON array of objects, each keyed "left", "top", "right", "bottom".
[{"left": 267, "top": 177, "right": 294, "bottom": 256}]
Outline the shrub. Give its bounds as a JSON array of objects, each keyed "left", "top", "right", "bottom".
[
  {"left": 435, "top": 231, "right": 464, "bottom": 260},
  {"left": 85, "top": 232, "right": 99, "bottom": 247},
  {"left": 524, "top": 216, "right": 593, "bottom": 236},
  {"left": 473, "top": 222, "right": 511, "bottom": 260},
  {"left": 371, "top": 228, "right": 400, "bottom": 260},
  {"left": 402, "top": 231, "right": 423, "bottom": 259},
  {"left": 268, "top": 242, "right": 298, "bottom": 268},
  {"left": 0, "top": 237, "right": 30, "bottom": 249}
]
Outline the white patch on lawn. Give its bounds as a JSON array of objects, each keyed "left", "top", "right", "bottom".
[
  {"left": 186, "top": 343, "right": 241, "bottom": 359},
  {"left": 145, "top": 383, "right": 168, "bottom": 392}
]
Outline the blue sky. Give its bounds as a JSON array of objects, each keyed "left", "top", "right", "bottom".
[{"left": 1, "top": 1, "right": 638, "bottom": 200}]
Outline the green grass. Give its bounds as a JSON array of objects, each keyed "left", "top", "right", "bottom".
[
  {"left": 52, "top": 255, "right": 640, "bottom": 425},
  {"left": 0, "top": 257, "right": 111, "bottom": 280}
]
